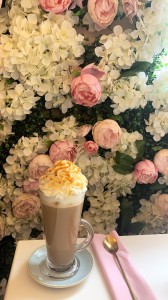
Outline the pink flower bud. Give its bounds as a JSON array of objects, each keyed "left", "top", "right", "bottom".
[{"left": 84, "top": 141, "right": 98, "bottom": 155}]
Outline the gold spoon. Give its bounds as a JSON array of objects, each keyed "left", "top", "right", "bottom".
[{"left": 103, "top": 235, "right": 138, "bottom": 300}]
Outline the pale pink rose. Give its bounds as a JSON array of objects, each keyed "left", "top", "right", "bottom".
[
  {"left": 49, "top": 140, "right": 77, "bottom": 163},
  {"left": 154, "top": 149, "right": 168, "bottom": 175},
  {"left": 28, "top": 154, "right": 53, "bottom": 180},
  {"left": 0, "top": 217, "right": 5, "bottom": 241},
  {"left": 88, "top": 0, "right": 118, "bottom": 30},
  {"left": 155, "top": 194, "right": 168, "bottom": 217},
  {"left": 71, "top": 74, "right": 101, "bottom": 107},
  {"left": 78, "top": 124, "right": 92, "bottom": 137},
  {"left": 122, "top": 0, "right": 140, "bottom": 21},
  {"left": 12, "top": 193, "right": 40, "bottom": 219},
  {"left": 84, "top": 141, "right": 98, "bottom": 155},
  {"left": 92, "top": 119, "right": 122, "bottom": 149},
  {"left": 133, "top": 159, "right": 158, "bottom": 184},
  {"left": 81, "top": 64, "right": 105, "bottom": 80},
  {"left": 40, "top": 0, "right": 72, "bottom": 13},
  {"left": 23, "top": 179, "right": 39, "bottom": 193}
]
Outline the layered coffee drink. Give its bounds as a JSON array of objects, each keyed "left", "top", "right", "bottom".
[{"left": 39, "top": 160, "right": 88, "bottom": 272}]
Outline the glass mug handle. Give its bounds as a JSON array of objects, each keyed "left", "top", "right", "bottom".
[{"left": 75, "top": 218, "right": 94, "bottom": 252}]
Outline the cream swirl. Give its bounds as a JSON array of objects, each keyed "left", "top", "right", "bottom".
[{"left": 39, "top": 160, "right": 88, "bottom": 197}]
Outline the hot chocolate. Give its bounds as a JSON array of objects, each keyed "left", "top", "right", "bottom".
[
  {"left": 39, "top": 160, "right": 89, "bottom": 272},
  {"left": 40, "top": 197, "right": 84, "bottom": 268}
]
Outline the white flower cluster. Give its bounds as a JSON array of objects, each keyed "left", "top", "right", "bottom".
[
  {"left": 0, "top": 2, "right": 84, "bottom": 112},
  {"left": 0, "top": 79, "right": 40, "bottom": 121},
  {"left": 110, "top": 73, "right": 150, "bottom": 114},
  {"left": 42, "top": 116, "right": 78, "bottom": 141},
  {"left": 148, "top": 67, "right": 168, "bottom": 110},
  {"left": 111, "top": 129, "right": 143, "bottom": 159},
  {"left": 132, "top": 192, "right": 168, "bottom": 234},
  {"left": 0, "top": 118, "right": 12, "bottom": 145},
  {"left": 96, "top": 25, "right": 137, "bottom": 70},
  {"left": 131, "top": 0, "right": 168, "bottom": 61},
  {"left": 145, "top": 109, "right": 168, "bottom": 141}
]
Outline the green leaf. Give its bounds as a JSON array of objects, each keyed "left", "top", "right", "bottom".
[
  {"left": 115, "top": 151, "right": 135, "bottom": 165},
  {"left": 120, "top": 199, "right": 134, "bottom": 233},
  {"left": 119, "top": 61, "right": 151, "bottom": 79},
  {"left": 135, "top": 140, "right": 145, "bottom": 161},
  {"left": 127, "top": 222, "right": 145, "bottom": 234},
  {"left": 113, "top": 163, "right": 134, "bottom": 175},
  {"left": 152, "top": 146, "right": 163, "bottom": 152},
  {"left": 73, "top": 6, "right": 87, "bottom": 16}
]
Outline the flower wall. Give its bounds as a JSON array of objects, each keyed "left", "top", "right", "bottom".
[{"left": 0, "top": 0, "right": 168, "bottom": 242}]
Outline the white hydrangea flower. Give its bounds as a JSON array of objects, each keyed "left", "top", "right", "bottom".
[
  {"left": 0, "top": 79, "right": 40, "bottom": 121},
  {"left": 0, "top": 8, "right": 84, "bottom": 112},
  {"left": 145, "top": 109, "right": 168, "bottom": 141},
  {"left": 0, "top": 8, "right": 9, "bottom": 35},
  {"left": 110, "top": 73, "right": 151, "bottom": 114},
  {"left": 83, "top": 185, "right": 120, "bottom": 234},
  {"left": 42, "top": 116, "right": 78, "bottom": 141},
  {"left": 132, "top": 192, "right": 168, "bottom": 234},
  {"left": 0, "top": 118, "right": 13, "bottom": 145},
  {"left": 158, "top": 175, "right": 168, "bottom": 185},
  {"left": 131, "top": 1, "right": 168, "bottom": 61},
  {"left": 148, "top": 67, "right": 168, "bottom": 110},
  {"left": 111, "top": 128, "right": 143, "bottom": 159}
]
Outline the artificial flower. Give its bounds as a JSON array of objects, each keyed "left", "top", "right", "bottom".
[
  {"left": 81, "top": 63, "right": 105, "bottom": 79},
  {"left": 28, "top": 154, "right": 53, "bottom": 180},
  {"left": 71, "top": 74, "right": 101, "bottom": 107},
  {"left": 40, "top": 0, "right": 72, "bottom": 14},
  {"left": 77, "top": 124, "right": 92, "bottom": 137},
  {"left": 22, "top": 179, "right": 39, "bottom": 193},
  {"left": 49, "top": 140, "right": 77, "bottom": 162},
  {"left": 154, "top": 149, "right": 168, "bottom": 175},
  {"left": 83, "top": 141, "right": 98, "bottom": 155},
  {"left": 133, "top": 159, "right": 158, "bottom": 184},
  {"left": 12, "top": 193, "right": 40, "bottom": 219},
  {"left": 92, "top": 119, "right": 122, "bottom": 149},
  {"left": 155, "top": 194, "right": 168, "bottom": 217},
  {"left": 88, "top": 0, "right": 118, "bottom": 30},
  {"left": 122, "top": 0, "right": 140, "bottom": 21}
]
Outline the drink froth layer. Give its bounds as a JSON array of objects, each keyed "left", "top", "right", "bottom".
[{"left": 39, "top": 160, "right": 88, "bottom": 202}]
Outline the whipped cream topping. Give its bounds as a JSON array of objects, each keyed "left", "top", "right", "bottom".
[{"left": 39, "top": 160, "right": 88, "bottom": 198}]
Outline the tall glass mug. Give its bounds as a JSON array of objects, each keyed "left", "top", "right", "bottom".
[{"left": 38, "top": 160, "right": 94, "bottom": 279}]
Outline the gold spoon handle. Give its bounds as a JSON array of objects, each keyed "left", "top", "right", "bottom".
[{"left": 114, "top": 253, "right": 138, "bottom": 300}]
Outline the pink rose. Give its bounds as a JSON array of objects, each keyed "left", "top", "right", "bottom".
[
  {"left": 78, "top": 124, "right": 92, "bottom": 137},
  {"left": 122, "top": 0, "right": 140, "bottom": 21},
  {"left": 154, "top": 149, "right": 168, "bottom": 175},
  {"left": 71, "top": 74, "right": 101, "bottom": 107},
  {"left": 133, "top": 159, "right": 158, "bottom": 184},
  {"left": 40, "top": 0, "right": 72, "bottom": 13},
  {"left": 49, "top": 140, "right": 77, "bottom": 163},
  {"left": 23, "top": 179, "right": 39, "bottom": 193},
  {"left": 28, "top": 154, "right": 53, "bottom": 180},
  {"left": 0, "top": 217, "right": 5, "bottom": 241},
  {"left": 92, "top": 119, "right": 122, "bottom": 149},
  {"left": 84, "top": 141, "right": 98, "bottom": 155},
  {"left": 12, "top": 193, "right": 40, "bottom": 219},
  {"left": 88, "top": 0, "right": 118, "bottom": 30},
  {"left": 81, "top": 64, "right": 105, "bottom": 80},
  {"left": 155, "top": 194, "right": 168, "bottom": 217}
]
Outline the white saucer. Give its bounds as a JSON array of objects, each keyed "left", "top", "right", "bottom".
[{"left": 28, "top": 246, "right": 94, "bottom": 288}]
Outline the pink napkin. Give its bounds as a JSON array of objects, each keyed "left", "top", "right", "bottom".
[{"left": 92, "top": 231, "right": 158, "bottom": 300}]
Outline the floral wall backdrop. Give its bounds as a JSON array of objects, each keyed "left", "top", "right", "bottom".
[{"left": 0, "top": 0, "right": 168, "bottom": 284}]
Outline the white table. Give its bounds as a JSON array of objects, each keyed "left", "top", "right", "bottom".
[{"left": 4, "top": 234, "right": 168, "bottom": 300}]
